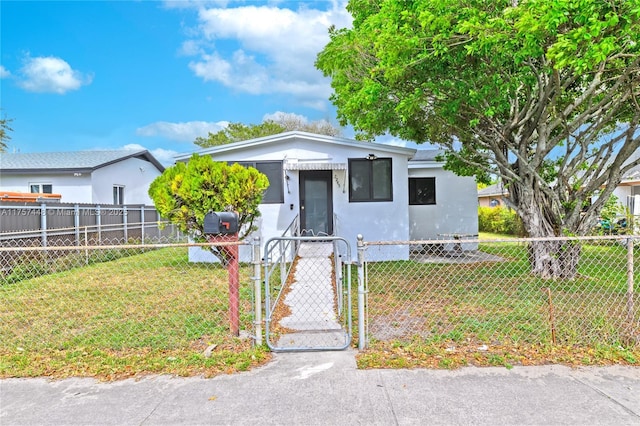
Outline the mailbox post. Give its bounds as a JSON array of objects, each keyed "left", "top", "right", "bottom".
[{"left": 204, "top": 211, "right": 240, "bottom": 336}]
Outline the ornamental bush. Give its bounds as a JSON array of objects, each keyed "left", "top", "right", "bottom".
[
  {"left": 148, "top": 154, "right": 269, "bottom": 240},
  {"left": 478, "top": 206, "right": 525, "bottom": 236}
]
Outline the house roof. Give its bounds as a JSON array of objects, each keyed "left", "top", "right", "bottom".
[
  {"left": 478, "top": 183, "right": 509, "bottom": 198},
  {"left": 174, "top": 131, "right": 417, "bottom": 161},
  {"left": 409, "top": 149, "right": 445, "bottom": 162},
  {"left": 0, "top": 150, "right": 165, "bottom": 174}
]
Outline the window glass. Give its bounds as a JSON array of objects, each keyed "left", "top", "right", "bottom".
[
  {"left": 409, "top": 178, "right": 436, "bottom": 205},
  {"left": 349, "top": 160, "right": 371, "bottom": 201},
  {"left": 349, "top": 158, "right": 393, "bottom": 202},
  {"left": 113, "top": 186, "right": 124, "bottom": 204},
  {"left": 373, "top": 160, "right": 392, "bottom": 200},
  {"left": 30, "top": 184, "right": 53, "bottom": 194},
  {"left": 237, "top": 161, "right": 284, "bottom": 204}
]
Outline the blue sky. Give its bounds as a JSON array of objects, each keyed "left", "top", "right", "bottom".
[{"left": 1, "top": 0, "right": 404, "bottom": 164}]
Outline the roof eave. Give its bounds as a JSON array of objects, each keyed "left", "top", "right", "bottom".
[{"left": 174, "top": 131, "right": 416, "bottom": 161}]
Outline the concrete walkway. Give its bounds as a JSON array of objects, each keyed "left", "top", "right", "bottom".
[
  {"left": 272, "top": 242, "right": 349, "bottom": 350},
  {"left": 1, "top": 350, "right": 639, "bottom": 425}
]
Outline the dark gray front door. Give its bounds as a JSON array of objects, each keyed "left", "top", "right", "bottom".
[{"left": 299, "top": 171, "right": 333, "bottom": 236}]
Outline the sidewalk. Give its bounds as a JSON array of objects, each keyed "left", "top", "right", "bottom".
[{"left": 2, "top": 350, "right": 639, "bottom": 425}]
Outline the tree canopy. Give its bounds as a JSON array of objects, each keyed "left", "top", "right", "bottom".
[
  {"left": 194, "top": 115, "right": 341, "bottom": 148},
  {"left": 148, "top": 154, "right": 269, "bottom": 241},
  {"left": 0, "top": 111, "right": 14, "bottom": 152},
  {"left": 317, "top": 0, "right": 640, "bottom": 278}
]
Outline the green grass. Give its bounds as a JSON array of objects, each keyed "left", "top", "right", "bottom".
[{"left": 0, "top": 247, "right": 270, "bottom": 380}]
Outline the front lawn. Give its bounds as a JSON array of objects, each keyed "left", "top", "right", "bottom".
[
  {"left": 359, "top": 238, "right": 640, "bottom": 369},
  {"left": 0, "top": 247, "right": 270, "bottom": 380}
]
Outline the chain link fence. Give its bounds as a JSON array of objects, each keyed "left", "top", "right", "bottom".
[
  {"left": 0, "top": 230, "right": 262, "bottom": 378},
  {"left": 264, "top": 238, "right": 352, "bottom": 351},
  {"left": 361, "top": 236, "right": 640, "bottom": 350},
  {"left": 3, "top": 227, "right": 639, "bottom": 377}
]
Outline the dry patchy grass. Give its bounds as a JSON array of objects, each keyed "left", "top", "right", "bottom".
[{"left": 1, "top": 247, "right": 270, "bottom": 380}]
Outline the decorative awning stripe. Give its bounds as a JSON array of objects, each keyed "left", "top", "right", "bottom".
[{"left": 283, "top": 162, "right": 347, "bottom": 171}]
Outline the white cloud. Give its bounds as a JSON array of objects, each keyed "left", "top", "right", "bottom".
[
  {"left": 0, "top": 65, "right": 10, "bottom": 78},
  {"left": 136, "top": 120, "right": 229, "bottom": 142},
  {"left": 263, "top": 111, "right": 309, "bottom": 123},
  {"left": 183, "top": 1, "right": 351, "bottom": 109},
  {"left": 121, "top": 143, "right": 179, "bottom": 166},
  {"left": 18, "top": 56, "right": 92, "bottom": 94}
]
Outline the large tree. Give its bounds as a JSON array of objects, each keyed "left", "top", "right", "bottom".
[
  {"left": 195, "top": 116, "right": 341, "bottom": 148},
  {"left": 317, "top": 0, "right": 640, "bottom": 278}
]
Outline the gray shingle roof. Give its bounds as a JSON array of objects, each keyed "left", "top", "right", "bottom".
[
  {"left": 0, "top": 150, "right": 164, "bottom": 173},
  {"left": 478, "top": 183, "right": 508, "bottom": 197},
  {"left": 410, "top": 149, "right": 445, "bottom": 162}
]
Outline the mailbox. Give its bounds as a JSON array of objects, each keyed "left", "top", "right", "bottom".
[{"left": 203, "top": 211, "right": 239, "bottom": 235}]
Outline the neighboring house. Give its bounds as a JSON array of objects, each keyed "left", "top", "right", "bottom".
[
  {"left": 616, "top": 162, "right": 640, "bottom": 216},
  {"left": 477, "top": 164, "right": 640, "bottom": 215},
  {"left": 0, "top": 150, "right": 164, "bottom": 205},
  {"left": 174, "top": 131, "right": 478, "bottom": 261},
  {"left": 477, "top": 183, "right": 509, "bottom": 208}
]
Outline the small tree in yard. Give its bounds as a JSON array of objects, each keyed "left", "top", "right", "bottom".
[
  {"left": 149, "top": 154, "right": 269, "bottom": 252},
  {"left": 316, "top": 0, "right": 640, "bottom": 279}
]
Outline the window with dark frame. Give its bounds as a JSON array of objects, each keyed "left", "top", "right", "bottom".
[
  {"left": 409, "top": 177, "right": 436, "bottom": 205},
  {"left": 348, "top": 158, "right": 393, "bottom": 202},
  {"left": 236, "top": 161, "right": 284, "bottom": 204}
]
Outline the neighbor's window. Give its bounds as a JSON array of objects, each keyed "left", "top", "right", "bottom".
[
  {"left": 237, "top": 161, "right": 284, "bottom": 204},
  {"left": 30, "top": 183, "right": 53, "bottom": 194},
  {"left": 409, "top": 177, "right": 436, "bottom": 205},
  {"left": 349, "top": 158, "right": 393, "bottom": 202},
  {"left": 113, "top": 185, "right": 125, "bottom": 204}
]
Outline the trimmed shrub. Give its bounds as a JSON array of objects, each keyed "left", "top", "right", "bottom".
[{"left": 478, "top": 206, "right": 525, "bottom": 236}]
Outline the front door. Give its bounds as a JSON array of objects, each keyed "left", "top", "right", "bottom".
[{"left": 299, "top": 171, "right": 333, "bottom": 236}]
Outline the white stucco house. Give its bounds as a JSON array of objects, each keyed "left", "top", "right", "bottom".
[
  {"left": 175, "top": 132, "right": 478, "bottom": 261},
  {"left": 0, "top": 150, "right": 164, "bottom": 205}
]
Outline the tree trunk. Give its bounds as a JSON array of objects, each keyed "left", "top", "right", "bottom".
[
  {"left": 527, "top": 239, "right": 582, "bottom": 280},
  {"left": 517, "top": 195, "right": 582, "bottom": 280}
]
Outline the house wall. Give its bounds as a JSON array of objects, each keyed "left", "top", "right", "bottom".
[
  {"left": 91, "top": 157, "right": 162, "bottom": 205},
  {"left": 0, "top": 157, "right": 161, "bottom": 205},
  {"left": 408, "top": 165, "right": 479, "bottom": 240},
  {"left": 478, "top": 195, "right": 507, "bottom": 208},
  {"left": 0, "top": 173, "right": 92, "bottom": 202}
]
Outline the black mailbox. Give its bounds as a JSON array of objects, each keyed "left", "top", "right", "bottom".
[{"left": 203, "top": 211, "right": 239, "bottom": 235}]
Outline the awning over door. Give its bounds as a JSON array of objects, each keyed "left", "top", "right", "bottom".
[{"left": 283, "top": 161, "right": 347, "bottom": 171}]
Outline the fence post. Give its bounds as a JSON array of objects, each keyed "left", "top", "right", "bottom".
[
  {"left": 84, "top": 227, "right": 89, "bottom": 265},
  {"left": 357, "top": 234, "right": 366, "bottom": 350},
  {"left": 279, "top": 239, "right": 286, "bottom": 286},
  {"left": 96, "top": 205, "right": 102, "bottom": 245},
  {"left": 74, "top": 204, "right": 80, "bottom": 246},
  {"left": 627, "top": 237, "right": 635, "bottom": 322},
  {"left": 141, "top": 206, "right": 146, "bottom": 243},
  {"left": 253, "top": 236, "right": 263, "bottom": 346},
  {"left": 123, "top": 206, "right": 128, "bottom": 243},
  {"left": 40, "top": 204, "right": 47, "bottom": 247}
]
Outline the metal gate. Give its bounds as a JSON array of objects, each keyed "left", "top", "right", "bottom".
[{"left": 264, "top": 236, "right": 352, "bottom": 351}]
